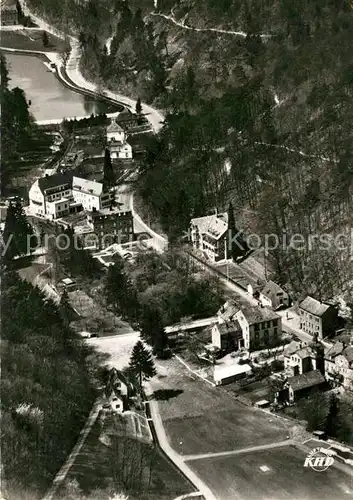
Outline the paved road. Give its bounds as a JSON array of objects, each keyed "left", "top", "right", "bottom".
[{"left": 20, "top": 1, "right": 165, "bottom": 133}]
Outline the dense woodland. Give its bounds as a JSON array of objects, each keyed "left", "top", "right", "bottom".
[
  {"left": 25, "top": 0, "right": 353, "bottom": 301},
  {"left": 1, "top": 271, "right": 98, "bottom": 498},
  {"left": 103, "top": 249, "right": 224, "bottom": 355}
]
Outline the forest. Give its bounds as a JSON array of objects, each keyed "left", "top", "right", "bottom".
[
  {"left": 24, "top": 0, "right": 353, "bottom": 301},
  {"left": 1, "top": 270, "right": 99, "bottom": 499}
]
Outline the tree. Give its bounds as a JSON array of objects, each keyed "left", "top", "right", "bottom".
[
  {"left": 298, "top": 392, "right": 331, "bottom": 432},
  {"left": 152, "top": 323, "right": 168, "bottom": 359},
  {"left": 2, "top": 201, "right": 35, "bottom": 262},
  {"left": 59, "top": 288, "right": 73, "bottom": 327},
  {"left": 129, "top": 341, "right": 156, "bottom": 390},
  {"left": 227, "top": 202, "right": 248, "bottom": 260},
  {"left": 42, "top": 31, "right": 49, "bottom": 48},
  {"left": 103, "top": 148, "right": 115, "bottom": 189},
  {"left": 136, "top": 96, "right": 142, "bottom": 115}
]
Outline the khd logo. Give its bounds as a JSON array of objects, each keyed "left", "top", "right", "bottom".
[{"left": 304, "top": 447, "right": 335, "bottom": 472}]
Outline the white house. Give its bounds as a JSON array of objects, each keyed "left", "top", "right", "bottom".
[
  {"left": 29, "top": 172, "right": 73, "bottom": 218},
  {"left": 214, "top": 301, "right": 282, "bottom": 352},
  {"left": 234, "top": 304, "right": 281, "bottom": 351},
  {"left": 72, "top": 177, "right": 115, "bottom": 212},
  {"left": 190, "top": 212, "right": 228, "bottom": 262},
  {"left": 106, "top": 119, "right": 133, "bottom": 159},
  {"left": 259, "top": 281, "right": 289, "bottom": 310},
  {"left": 325, "top": 342, "right": 353, "bottom": 388}
]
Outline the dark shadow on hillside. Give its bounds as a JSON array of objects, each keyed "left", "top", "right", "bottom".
[{"left": 153, "top": 389, "right": 183, "bottom": 401}]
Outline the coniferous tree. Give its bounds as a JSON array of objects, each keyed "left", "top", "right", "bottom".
[
  {"left": 136, "top": 97, "right": 142, "bottom": 115},
  {"left": 2, "top": 201, "right": 34, "bottom": 262},
  {"left": 103, "top": 148, "right": 115, "bottom": 188},
  {"left": 129, "top": 340, "right": 156, "bottom": 390},
  {"left": 227, "top": 202, "right": 247, "bottom": 260},
  {"left": 59, "top": 288, "right": 73, "bottom": 327}
]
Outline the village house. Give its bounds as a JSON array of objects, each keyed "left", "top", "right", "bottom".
[
  {"left": 286, "top": 370, "right": 326, "bottom": 403},
  {"left": 299, "top": 296, "right": 338, "bottom": 339},
  {"left": 87, "top": 206, "right": 134, "bottom": 248},
  {"left": 1, "top": 0, "right": 18, "bottom": 25},
  {"left": 190, "top": 212, "right": 228, "bottom": 262},
  {"left": 283, "top": 340, "right": 325, "bottom": 377},
  {"left": 106, "top": 119, "right": 133, "bottom": 159},
  {"left": 259, "top": 281, "right": 289, "bottom": 310},
  {"left": 325, "top": 342, "right": 353, "bottom": 388},
  {"left": 214, "top": 300, "right": 282, "bottom": 351},
  {"left": 29, "top": 172, "right": 74, "bottom": 219},
  {"left": 211, "top": 320, "right": 243, "bottom": 351},
  {"left": 236, "top": 304, "right": 282, "bottom": 351}
]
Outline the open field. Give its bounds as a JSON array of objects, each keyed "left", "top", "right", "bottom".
[
  {"left": 186, "top": 445, "right": 353, "bottom": 500},
  {"left": 1, "top": 29, "right": 66, "bottom": 52},
  {"left": 87, "top": 333, "right": 139, "bottom": 371},
  {"left": 151, "top": 358, "right": 291, "bottom": 456},
  {"left": 55, "top": 412, "right": 193, "bottom": 500}
]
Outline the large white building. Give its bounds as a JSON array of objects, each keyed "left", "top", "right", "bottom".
[
  {"left": 190, "top": 212, "right": 228, "bottom": 262},
  {"left": 28, "top": 172, "right": 116, "bottom": 219},
  {"left": 106, "top": 119, "right": 133, "bottom": 159},
  {"left": 72, "top": 177, "right": 115, "bottom": 212}
]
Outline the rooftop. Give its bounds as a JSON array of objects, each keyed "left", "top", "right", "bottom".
[
  {"left": 240, "top": 304, "right": 280, "bottom": 325},
  {"left": 38, "top": 171, "right": 73, "bottom": 193},
  {"left": 217, "top": 320, "right": 241, "bottom": 336},
  {"left": 107, "top": 118, "right": 124, "bottom": 134},
  {"left": 72, "top": 176, "right": 103, "bottom": 197},
  {"left": 261, "top": 280, "right": 286, "bottom": 297},
  {"left": 218, "top": 300, "right": 239, "bottom": 322},
  {"left": 214, "top": 362, "right": 252, "bottom": 382},
  {"left": 191, "top": 212, "right": 228, "bottom": 240},
  {"left": 299, "top": 296, "right": 333, "bottom": 317},
  {"left": 287, "top": 370, "right": 325, "bottom": 391}
]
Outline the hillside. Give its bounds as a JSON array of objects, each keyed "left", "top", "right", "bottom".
[{"left": 25, "top": 0, "right": 353, "bottom": 300}]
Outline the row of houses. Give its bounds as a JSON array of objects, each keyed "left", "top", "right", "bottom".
[{"left": 29, "top": 172, "right": 116, "bottom": 218}]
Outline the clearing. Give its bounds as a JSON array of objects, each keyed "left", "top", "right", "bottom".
[
  {"left": 186, "top": 445, "right": 353, "bottom": 500},
  {"left": 151, "top": 357, "right": 290, "bottom": 456}
]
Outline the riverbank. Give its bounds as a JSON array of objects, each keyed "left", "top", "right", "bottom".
[
  {"left": 0, "top": 28, "right": 65, "bottom": 52},
  {"left": 19, "top": 1, "right": 165, "bottom": 133}
]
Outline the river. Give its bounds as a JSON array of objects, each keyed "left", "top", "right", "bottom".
[{"left": 5, "top": 52, "right": 114, "bottom": 121}]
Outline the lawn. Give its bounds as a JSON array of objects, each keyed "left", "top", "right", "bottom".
[
  {"left": 186, "top": 445, "right": 353, "bottom": 500},
  {"left": 1, "top": 30, "right": 66, "bottom": 52},
  {"left": 227, "top": 378, "right": 272, "bottom": 405},
  {"left": 55, "top": 413, "right": 193, "bottom": 500},
  {"left": 151, "top": 358, "right": 290, "bottom": 456}
]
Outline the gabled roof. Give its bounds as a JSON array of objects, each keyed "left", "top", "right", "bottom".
[
  {"left": 217, "top": 320, "right": 241, "bottom": 336},
  {"left": 240, "top": 304, "right": 280, "bottom": 325},
  {"left": 191, "top": 213, "right": 228, "bottom": 240},
  {"left": 299, "top": 296, "right": 332, "bottom": 317},
  {"left": 261, "top": 280, "right": 286, "bottom": 298},
  {"left": 107, "top": 118, "right": 124, "bottom": 133},
  {"left": 287, "top": 370, "right": 325, "bottom": 391},
  {"left": 38, "top": 172, "right": 73, "bottom": 193},
  {"left": 325, "top": 342, "right": 345, "bottom": 360},
  {"left": 72, "top": 176, "right": 103, "bottom": 196},
  {"left": 284, "top": 341, "right": 303, "bottom": 357},
  {"left": 218, "top": 300, "right": 239, "bottom": 322}
]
